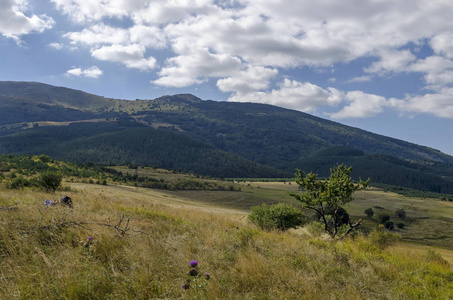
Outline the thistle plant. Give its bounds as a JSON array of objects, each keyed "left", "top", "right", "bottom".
[{"left": 180, "top": 260, "right": 210, "bottom": 298}]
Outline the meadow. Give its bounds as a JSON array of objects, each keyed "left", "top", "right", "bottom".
[{"left": 0, "top": 173, "right": 452, "bottom": 299}]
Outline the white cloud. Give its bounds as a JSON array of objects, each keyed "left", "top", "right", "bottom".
[
  {"left": 329, "top": 91, "right": 389, "bottom": 119},
  {"left": 365, "top": 48, "right": 416, "bottom": 74},
  {"left": 50, "top": 0, "right": 130, "bottom": 23},
  {"left": 129, "top": 25, "right": 166, "bottom": 48},
  {"left": 91, "top": 44, "right": 157, "bottom": 71},
  {"left": 48, "top": 42, "right": 64, "bottom": 50},
  {"left": 217, "top": 66, "right": 278, "bottom": 95},
  {"left": 66, "top": 66, "right": 103, "bottom": 78},
  {"left": 391, "top": 88, "right": 453, "bottom": 118},
  {"left": 153, "top": 49, "right": 242, "bottom": 87},
  {"left": 347, "top": 76, "right": 372, "bottom": 83},
  {"left": 410, "top": 56, "right": 453, "bottom": 90},
  {"left": 431, "top": 32, "right": 453, "bottom": 59},
  {"left": 64, "top": 24, "right": 129, "bottom": 46},
  {"left": 228, "top": 79, "right": 343, "bottom": 113},
  {"left": 0, "top": 0, "right": 54, "bottom": 41},
  {"left": 48, "top": 0, "right": 453, "bottom": 119},
  {"left": 408, "top": 56, "right": 453, "bottom": 74}
]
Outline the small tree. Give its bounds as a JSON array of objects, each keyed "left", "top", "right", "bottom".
[
  {"left": 364, "top": 207, "right": 374, "bottom": 218},
  {"left": 248, "top": 203, "right": 306, "bottom": 231},
  {"left": 38, "top": 171, "right": 63, "bottom": 192},
  {"left": 395, "top": 208, "right": 406, "bottom": 220},
  {"left": 290, "top": 164, "right": 369, "bottom": 238},
  {"left": 378, "top": 213, "right": 391, "bottom": 224},
  {"left": 384, "top": 221, "right": 394, "bottom": 230}
]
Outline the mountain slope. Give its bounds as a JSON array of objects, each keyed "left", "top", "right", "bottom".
[
  {"left": 1, "top": 81, "right": 453, "bottom": 193},
  {"left": 0, "top": 121, "right": 284, "bottom": 178}
]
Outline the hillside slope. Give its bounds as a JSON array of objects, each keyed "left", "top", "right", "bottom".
[{"left": 1, "top": 81, "right": 453, "bottom": 192}]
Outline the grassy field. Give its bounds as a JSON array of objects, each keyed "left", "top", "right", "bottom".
[{"left": 0, "top": 177, "right": 452, "bottom": 299}]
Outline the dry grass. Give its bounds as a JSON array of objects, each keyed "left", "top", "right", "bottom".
[{"left": 0, "top": 183, "right": 452, "bottom": 299}]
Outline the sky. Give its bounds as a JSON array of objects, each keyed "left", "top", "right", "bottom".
[{"left": 1, "top": 0, "right": 453, "bottom": 155}]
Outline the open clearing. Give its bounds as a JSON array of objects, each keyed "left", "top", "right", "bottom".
[{"left": 66, "top": 179, "right": 453, "bottom": 252}]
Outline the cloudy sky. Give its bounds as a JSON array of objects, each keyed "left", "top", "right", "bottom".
[{"left": 1, "top": 0, "right": 453, "bottom": 155}]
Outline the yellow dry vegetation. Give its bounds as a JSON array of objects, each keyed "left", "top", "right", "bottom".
[{"left": 0, "top": 182, "right": 452, "bottom": 299}]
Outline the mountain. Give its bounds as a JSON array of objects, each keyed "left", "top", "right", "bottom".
[{"left": 1, "top": 81, "right": 453, "bottom": 193}]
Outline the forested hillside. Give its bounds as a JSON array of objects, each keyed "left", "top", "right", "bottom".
[
  {"left": 0, "top": 122, "right": 284, "bottom": 178},
  {"left": 1, "top": 81, "right": 453, "bottom": 194}
]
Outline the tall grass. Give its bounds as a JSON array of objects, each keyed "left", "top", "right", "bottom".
[{"left": 0, "top": 184, "right": 452, "bottom": 299}]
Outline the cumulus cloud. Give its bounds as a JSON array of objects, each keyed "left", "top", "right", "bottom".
[
  {"left": 50, "top": 0, "right": 130, "bottom": 23},
  {"left": 391, "top": 88, "right": 453, "bottom": 118},
  {"left": 365, "top": 49, "right": 417, "bottom": 74},
  {"left": 66, "top": 66, "right": 103, "bottom": 78},
  {"left": 64, "top": 24, "right": 129, "bottom": 46},
  {"left": 228, "top": 79, "right": 343, "bottom": 113},
  {"left": 407, "top": 56, "right": 453, "bottom": 90},
  {"left": 431, "top": 32, "right": 453, "bottom": 59},
  {"left": 153, "top": 49, "right": 242, "bottom": 87},
  {"left": 0, "top": 0, "right": 54, "bottom": 41},
  {"left": 329, "top": 91, "right": 389, "bottom": 119},
  {"left": 91, "top": 44, "right": 157, "bottom": 71},
  {"left": 48, "top": 0, "right": 453, "bottom": 119},
  {"left": 48, "top": 42, "right": 64, "bottom": 50},
  {"left": 217, "top": 66, "right": 278, "bottom": 95}
]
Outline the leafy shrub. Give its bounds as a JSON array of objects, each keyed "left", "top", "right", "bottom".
[
  {"left": 306, "top": 221, "right": 325, "bottom": 237},
  {"left": 364, "top": 207, "right": 374, "bottom": 217},
  {"left": 396, "top": 222, "right": 405, "bottom": 229},
  {"left": 38, "top": 171, "right": 63, "bottom": 192},
  {"left": 378, "top": 213, "right": 390, "bottom": 224},
  {"left": 395, "top": 208, "right": 406, "bottom": 219},
  {"left": 384, "top": 221, "right": 394, "bottom": 230},
  {"left": 248, "top": 203, "right": 306, "bottom": 231},
  {"left": 7, "top": 176, "right": 32, "bottom": 189},
  {"left": 367, "top": 229, "right": 400, "bottom": 249}
]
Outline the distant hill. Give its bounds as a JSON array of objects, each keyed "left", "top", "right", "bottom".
[{"left": 1, "top": 81, "right": 453, "bottom": 193}]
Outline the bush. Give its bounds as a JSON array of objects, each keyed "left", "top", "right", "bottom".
[
  {"left": 395, "top": 208, "right": 406, "bottom": 219},
  {"left": 38, "top": 171, "right": 63, "bottom": 192},
  {"left": 364, "top": 207, "right": 374, "bottom": 217},
  {"left": 367, "top": 229, "right": 400, "bottom": 249},
  {"left": 248, "top": 203, "right": 306, "bottom": 231},
  {"left": 378, "top": 213, "right": 391, "bottom": 224},
  {"left": 306, "top": 221, "right": 325, "bottom": 237},
  {"left": 384, "top": 221, "right": 394, "bottom": 230},
  {"left": 396, "top": 222, "right": 405, "bottom": 229}
]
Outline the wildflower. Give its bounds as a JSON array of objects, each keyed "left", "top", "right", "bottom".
[
  {"left": 189, "top": 260, "right": 198, "bottom": 267},
  {"left": 203, "top": 272, "right": 211, "bottom": 280},
  {"left": 181, "top": 279, "right": 190, "bottom": 290},
  {"left": 188, "top": 268, "right": 198, "bottom": 276},
  {"left": 80, "top": 236, "right": 94, "bottom": 248}
]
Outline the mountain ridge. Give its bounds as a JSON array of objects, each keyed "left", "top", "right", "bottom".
[{"left": 1, "top": 81, "right": 453, "bottom": 194}]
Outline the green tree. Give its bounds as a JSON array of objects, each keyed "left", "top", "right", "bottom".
[
  {"left": 248, "top": 203, "right": 306, "bottom": 231},
  {"left": 384, "top": 221, "right": 394, "bottom": 230},
  {"left": 38, "top": 171, "right": 63, "bottom": 192},
  {"left": 290, "top": 164, "right": 369, "bottom": 238},
  {"left": 364, "top": 207, "right": 374, "bottom": 217},
  {"left": 395, "top": 208, "right": 406, "bottom": 220},
  {"left": 378, "top": 213, "right": 391, "bottom": 224}
]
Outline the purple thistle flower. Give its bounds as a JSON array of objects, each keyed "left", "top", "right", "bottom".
[
  {"left": 181, "top": 280, "right": 190, "bottom": 290},
  {"left": 88, "top": 236, "right": 94, "bottom": 240},
  {"left": 204, "top": 272, "right": 211, "bottom": 280},
  {"left": 189, "top": 260, "right": 198, "bottom": 267}
]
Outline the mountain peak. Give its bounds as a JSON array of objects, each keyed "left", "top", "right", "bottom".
[{"left": 153, "top": 94, "right": 202, "bottom": 104}]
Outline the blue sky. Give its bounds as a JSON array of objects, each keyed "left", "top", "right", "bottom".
[{"left": 1, "top": 0, "right": 453, "bottom": 155}]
